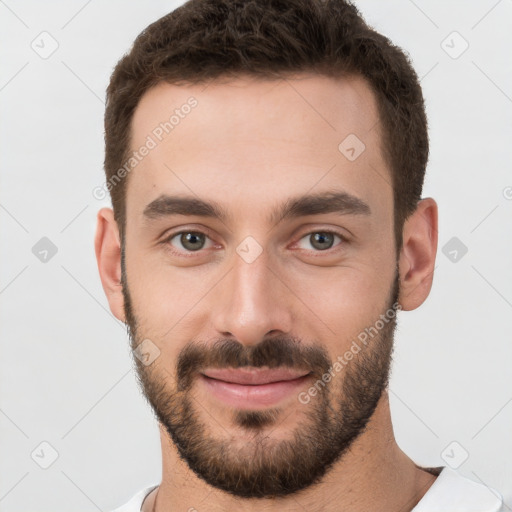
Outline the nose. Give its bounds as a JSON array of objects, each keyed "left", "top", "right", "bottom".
[{"left": 211, "top": 250, "right": 294, "bottom": 347}]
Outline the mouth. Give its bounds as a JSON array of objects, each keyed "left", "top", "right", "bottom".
[{"left": 199, "top": 367, "right": 312, "bottom": 408}]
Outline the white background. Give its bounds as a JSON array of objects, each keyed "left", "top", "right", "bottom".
[{"left": 1, "top": 1, "right": 511, "bottom": 510}]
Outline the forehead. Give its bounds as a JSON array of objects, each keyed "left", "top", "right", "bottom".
[{"left": 126, "top": 73, "right": 391, "bottom": 222}]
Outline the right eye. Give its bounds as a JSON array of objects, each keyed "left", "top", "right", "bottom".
[{"left": 164, "top": 231, "right": 216, "bottom": 253}]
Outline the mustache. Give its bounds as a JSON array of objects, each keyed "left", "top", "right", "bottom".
[{"left": 176, "top": 336, "right": 331, "bottom": 392}]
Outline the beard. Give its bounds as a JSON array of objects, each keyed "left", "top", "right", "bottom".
[{"left": 121, "top": 255, "right": 400, "bottom": 499}]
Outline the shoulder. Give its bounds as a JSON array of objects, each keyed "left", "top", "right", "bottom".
[
  {"left": 413, "top": 467, "right": 504, "bottom": 512},
  {"left": 110, "top": 484, "right": 159, "bottom": 512}
]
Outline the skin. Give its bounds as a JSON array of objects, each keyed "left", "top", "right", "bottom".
[{"left": 95, "top": 74, "right": 438, "bottom": 511}]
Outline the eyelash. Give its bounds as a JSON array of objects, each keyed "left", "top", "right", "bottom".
[{"left": 160, "top": 228, "right": 349, "bottom": 256}]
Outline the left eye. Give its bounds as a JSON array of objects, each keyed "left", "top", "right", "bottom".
[{"left": 296, "top": 231, "right": 344, "bottom": 251}]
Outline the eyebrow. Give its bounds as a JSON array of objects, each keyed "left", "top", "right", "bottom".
[{"left": 142, "top": 190, "right": 371, "bottom": 225}]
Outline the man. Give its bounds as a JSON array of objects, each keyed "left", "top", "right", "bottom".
[{"left": 95, "top": 0, "right": 504, "bottom": 510}]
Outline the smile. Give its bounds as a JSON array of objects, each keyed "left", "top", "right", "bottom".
[{"left": 199, "top": 367, "right": 312, "bottom": 408}]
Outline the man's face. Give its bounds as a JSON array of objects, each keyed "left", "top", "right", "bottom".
[{"left": 122, "top": 74, "right": 399, "bottom": 497}]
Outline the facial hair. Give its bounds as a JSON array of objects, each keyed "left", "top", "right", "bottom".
[{"left": 121, "top": 254, "right": 400, "bottom": 499}]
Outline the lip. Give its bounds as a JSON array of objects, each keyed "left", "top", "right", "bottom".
[
  {"left": 200, "top": 367, "right": 312, "bottom": 408},
  {"left": 202, "top": 367, "right": 310, "bottom": 385}
]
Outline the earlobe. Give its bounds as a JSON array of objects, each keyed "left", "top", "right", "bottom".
[
  {"left": 94, "top": 207, "right": 126, "bottom": 322},
  {"left": 398, "top": 198, "right": 438, "bottom": 311}
]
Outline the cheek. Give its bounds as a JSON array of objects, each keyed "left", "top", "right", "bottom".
[
  {"left": 288, "top": 263, "right": 395, "bottom": 342},
  {"left": 125, "top": 254, "right": 215, "bottom": 351},
  {"left": 127, "top": 245, "right": 203, "bottom": 309}
]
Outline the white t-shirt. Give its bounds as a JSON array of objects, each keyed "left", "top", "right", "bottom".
[{"left": 111, "top": 467, "right": 504, "bottom": 512}]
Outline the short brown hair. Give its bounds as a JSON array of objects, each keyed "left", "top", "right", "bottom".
[{"left": 104, "top": 0, "right": 428, "bottom": 251}]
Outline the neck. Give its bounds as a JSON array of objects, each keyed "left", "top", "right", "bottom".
[{"left": 144, "top": 391, "right": 438, "bottom": 512}]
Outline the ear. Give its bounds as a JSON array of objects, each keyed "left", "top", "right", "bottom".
[
  {"left": 398, "top": 198, "right": 438, "bottom": 311},
  {"left": 94, "top": 207, "right": 125, "bottom": 322}
]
